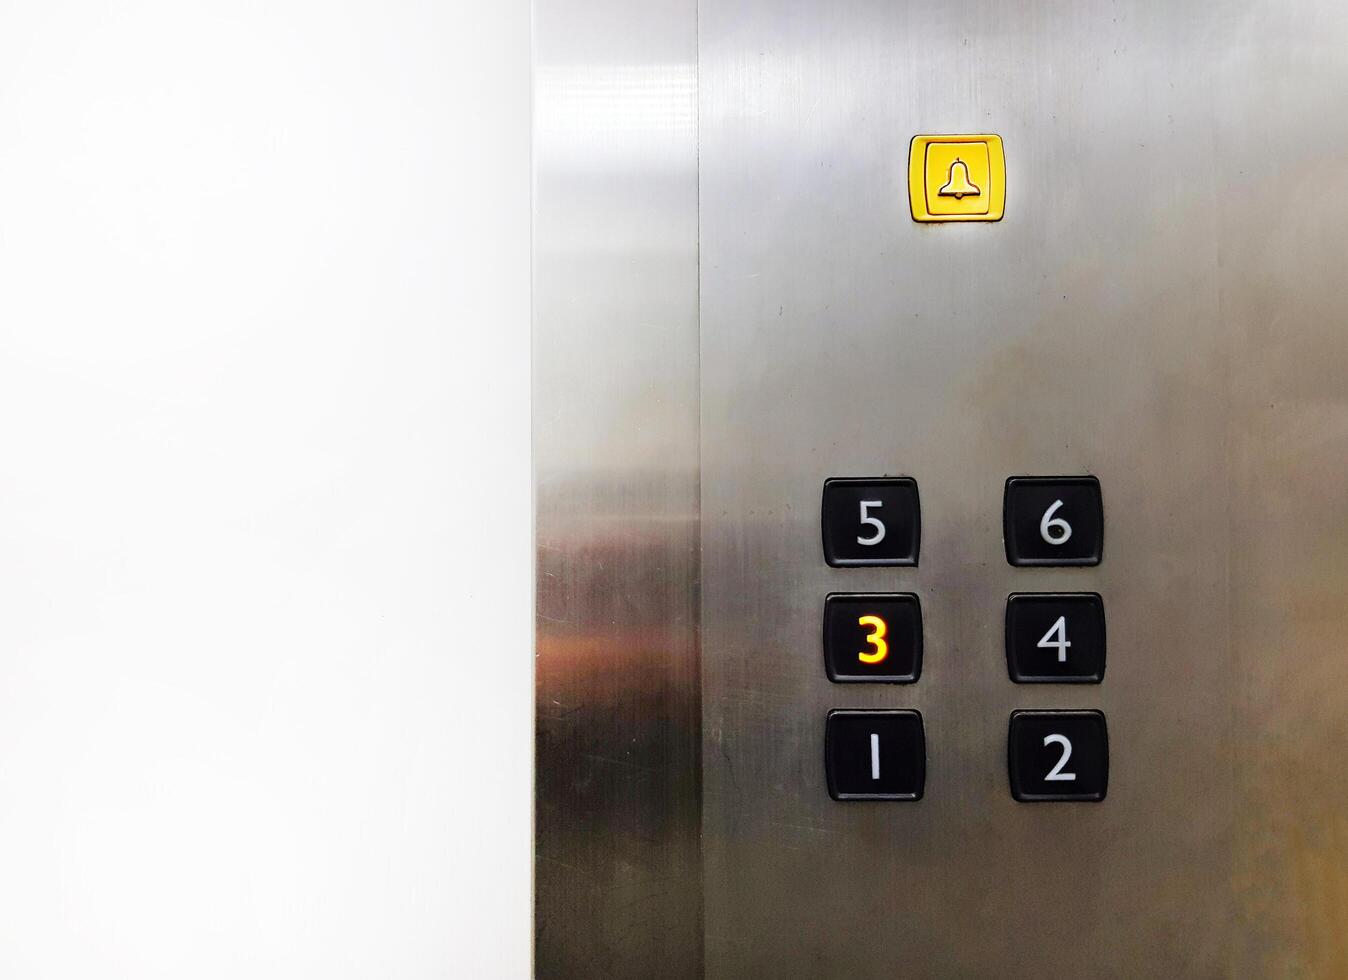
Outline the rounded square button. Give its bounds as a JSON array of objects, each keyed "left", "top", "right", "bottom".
[
  {"left": 821, "top": 477, "right": 920, "bottom": 567},
  {"left": 1003, "top": 476, "right": 1103, "bottom": 566},
  {"left": 1008, "top": 710, "right": 1108, "bottom": 802},
  {"left": 824, "top": 593, "right": 922, "bottom": 683},
  {"left": 826, "top": 710, "right": 925, "bottom": 801},
  {"left": 1005, "top": 593, "right": 1105, "bottom": 683},
  {"left": 908, "top": 134, "right": 1006, "bottom": 223},
  {"left": 924, "top": 141, "right": 991, "bottom": 216}
]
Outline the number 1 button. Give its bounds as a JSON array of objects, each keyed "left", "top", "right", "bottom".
[
  {"left": 826, "top": 710, "right": 925, "bottom": 800},
  {"left": 1008, "top": 710, "right": 1108, "bottom": 802},
  {"left": 821, "top": 477, "right": 920, "bottom": 566},
  {"left": 1003, "top": 476, "right": 1103, "bottom": 566}
]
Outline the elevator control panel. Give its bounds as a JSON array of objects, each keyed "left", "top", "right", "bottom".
[
  {"left": 538, "top": 3, "right": 1348, "bottom": 965},
  {"left": 822, "top": 476, "right": 1108, "bottom": 802}
]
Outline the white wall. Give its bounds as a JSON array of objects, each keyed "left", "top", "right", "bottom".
[{"left": 0, "top": 2, "right": 531, "bottom": 975}]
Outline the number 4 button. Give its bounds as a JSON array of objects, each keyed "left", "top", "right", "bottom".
[
  {"left": 1006, "top": 593, "right": 1105, "bottom": 683},
  {"left": 1008, "top": 710, "right": 1108, "bottom": 802},
  {"left": 1003, "top": 476, "right": 1103, "bottom": 566}
]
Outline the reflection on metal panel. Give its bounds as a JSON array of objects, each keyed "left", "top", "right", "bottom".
[
  {"left": 699, "top": 0, "right": 1348, "bottom": 976},
  {"left": 533, "top": 0, "right": 701, "bottom": 976}
]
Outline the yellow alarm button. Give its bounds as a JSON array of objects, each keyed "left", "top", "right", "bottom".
[{"left": 908, "top": 134, "right": 1005, "bottom": 222}]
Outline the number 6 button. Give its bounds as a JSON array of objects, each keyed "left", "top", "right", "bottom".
[
  {"left": 1003, "top": 476, "right": 1103, "bottom": 566},
  {"left": 1008, "top": 710, "right": 1108, "bottom": 802},
  {"left": 821, "top": 477, "right": 920, "bottom": 566}
]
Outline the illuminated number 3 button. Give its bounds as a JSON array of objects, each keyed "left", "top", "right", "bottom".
[{"left": 823, "top": 593, "right": 922, "bottom": 683}]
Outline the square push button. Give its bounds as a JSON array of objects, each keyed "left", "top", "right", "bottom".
[
  {"left": 1006, "top": 593, "right": 1106, "bottom": 683},
  {"left": 908, "top": 134, "right": 1005, "bottom": 222},
  {"left": 824, "top": 593, "right": 922, "bottom": 683},
  {"left": 1003, "top": 476, "right": 1103, "bottom": 566},
  {"left": 1008, "top": 710, "right": 1108, "bottom": 802},
  {"left": 826, "top": 710, "right": 925, "bottom": 801},
  {"left": 821, "top": 477, "right": 920, "bottom": 566}
]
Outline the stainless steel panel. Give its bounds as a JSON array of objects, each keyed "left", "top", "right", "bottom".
[
  {"left": 533, "top": 0, "right": 701, "bottom": 975},
  {"left": 699, "top": 1, "right": 1348, "bottom": 977}
]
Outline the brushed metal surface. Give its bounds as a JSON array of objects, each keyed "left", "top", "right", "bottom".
[
  {"left": 699, "top": 1, "right": 1348, "bottom": 977},
  {"left": 533, "top": 0, "right": 701, "bottom": 975}
]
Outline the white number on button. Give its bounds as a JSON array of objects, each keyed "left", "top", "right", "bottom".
[
  {"left": 857, "top": 500, "right": 886, "bottom": 546},
  {"left": 1039, "top": 499, "right": 1072, "bottom": 546},
  {"left": 1037, "top": 615, "right": 1072, "bottom": 663},
  {"left": 1043, "top": 733, "right": 1076, "bottom": 781}
]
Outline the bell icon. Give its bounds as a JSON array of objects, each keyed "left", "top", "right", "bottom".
[{"left": 938, "top": 158, "right": 981, "bottom": 199}]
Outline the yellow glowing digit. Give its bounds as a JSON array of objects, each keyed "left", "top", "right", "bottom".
[{"left": 857, "top": 615, "right": 888, "bottom": 665}]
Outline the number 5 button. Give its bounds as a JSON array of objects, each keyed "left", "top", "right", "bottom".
[
  {"left": 821, "top": 477, "right": 920, "bottom": 566},
  {"left": 1008, "top": 710, "right": 1108, "bottom": 802},
  {"left": 1003, "top": 476, "right": 1103, "bottom": 566}
]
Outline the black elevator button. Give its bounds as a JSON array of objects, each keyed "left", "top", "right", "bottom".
[
  {"left": 1008, "top": 710, "right": 1108, "bottom": 802},
  {"left": 824, "top": 593, "right": 922, "bottom": 683},
  {"left": 1005, "top": 593, "right": 1105, "bottom": 683},
  {"left": 1003, "top": 476, "right": 1103, "bottom": 566},
  {"left": 826, "top": 710, "right": 925, "bottom": 800},
  {"left": 821, "top": 477, "right": 920, "bottom": 566}
]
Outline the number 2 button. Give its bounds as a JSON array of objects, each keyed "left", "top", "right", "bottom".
[
  {"left": 1008, "top": 710, "right": 1108, "bottom": 802},
  {"left": 821, "top": 478, "right": 920, "bottom": 566},
  {"left": 1003, "top": 476, "right": 1103, "bottom": 566}
]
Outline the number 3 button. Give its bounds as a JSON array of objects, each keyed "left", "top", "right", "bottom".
[
  {"left": 821, "top": 478, "right": 920, "bottom": 566},
  {"left": 1008, "top": 710, "right": 1108, "bottom": 802},
  {"left": 824, "top": 593, "right": 922, "bottom": 683},
  {"left": 1003, "top": 476, "right": 1103, "bottom": 566}
]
